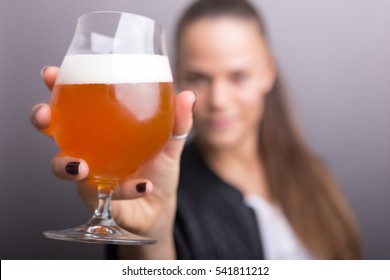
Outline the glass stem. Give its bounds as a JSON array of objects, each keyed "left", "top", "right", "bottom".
[{"left": 88, "top": 183, "right": 116, "bottom": 227}]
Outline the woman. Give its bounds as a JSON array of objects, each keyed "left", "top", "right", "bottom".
[{"left": 31, "top": 0, "right": 361, "bottom": 259}]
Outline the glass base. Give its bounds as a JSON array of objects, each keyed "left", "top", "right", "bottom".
[{"left": 43, "top": 224, "right": 157, "bottom": 245}]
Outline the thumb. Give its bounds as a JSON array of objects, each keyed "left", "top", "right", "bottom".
[{"left": 163, "top": 90, "right": 196, "bottom": 160}]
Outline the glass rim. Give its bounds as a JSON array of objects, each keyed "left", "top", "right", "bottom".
[{"left": 77, "top": 10, "right": 164, "bottom": 29}]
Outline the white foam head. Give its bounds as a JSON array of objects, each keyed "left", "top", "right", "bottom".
[{"left": 56, "top": 54, "right": 173, "bottom": 84}]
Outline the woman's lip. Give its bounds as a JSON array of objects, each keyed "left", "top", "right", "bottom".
[{"left": 206, "top": 118, "right": 233, "bottom": 129}]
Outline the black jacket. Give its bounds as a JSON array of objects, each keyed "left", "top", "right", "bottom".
[{"left": 174, "top": 142, "right": 263, "bottom": 259}]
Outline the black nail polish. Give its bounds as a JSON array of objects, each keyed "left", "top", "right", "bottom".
[
  {"left": 65, "top": 162, "right": 80, "bottom": 175},
  {"left": 31, "top": 105, "right": 43, "bottom": 124},
  {"left": 136, "top": 182, "right": 147, "bottom": 193}
]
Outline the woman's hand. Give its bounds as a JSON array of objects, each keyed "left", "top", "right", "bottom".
[{"left": 31, "top": 66, "right": 196, "bottom": 258}]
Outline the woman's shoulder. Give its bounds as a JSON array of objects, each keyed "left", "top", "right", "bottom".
[{"left": 179, "top": 141, "right": 224, "bottom": 191}]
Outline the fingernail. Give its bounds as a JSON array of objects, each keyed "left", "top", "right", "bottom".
[
  {"left": 65, "top": 162, "right": 80, "bottom": 175},
  {"left": 31, "top": 104, "right": 43, "bottom": 124},
  {"left": 40, "top": 66, "right": 49, "bottom": 78},
  {"left": 192, "top": 91, "right": 197, "bottom": 110},
  {"left": 136, "top": 182, "right": 147, "bottom": 193}
]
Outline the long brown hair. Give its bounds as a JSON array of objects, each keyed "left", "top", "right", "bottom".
[{"left": 175, "top": 0, "right": 361, "bottom": 259}]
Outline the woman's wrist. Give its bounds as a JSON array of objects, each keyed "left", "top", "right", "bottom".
[
  {"left": 117, "top": 227, "right": 176, "bottom": 259},
  {"left": 117, "top": 198, "right": 177, "bottom": 260}
]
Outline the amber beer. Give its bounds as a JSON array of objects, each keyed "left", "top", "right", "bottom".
[{"left": 51, "top": 54, "right": 175, "bottom": 180}]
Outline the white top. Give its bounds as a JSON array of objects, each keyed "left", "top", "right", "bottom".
[{"left": 244, "top": 195, "right": 313, "bottom": 260}]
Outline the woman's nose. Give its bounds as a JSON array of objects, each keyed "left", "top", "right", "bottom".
[{"left": 207, "top": 79, "right": 231, "bottom": 110}]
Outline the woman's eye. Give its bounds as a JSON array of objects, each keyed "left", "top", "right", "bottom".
[
  {"left": 231, "top": 73, "right": 248, "bottom": 83},
  {"left": 185, "top": 74, "right": 209, "bottom": 85}
]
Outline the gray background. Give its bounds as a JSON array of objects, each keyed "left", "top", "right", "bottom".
[{"left": 0, "top": 0, "right": 389, "bottom": 259}]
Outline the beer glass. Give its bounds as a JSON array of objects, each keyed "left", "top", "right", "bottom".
[{"left": 44, "top": 11, "right": 175, "bottom": 244}]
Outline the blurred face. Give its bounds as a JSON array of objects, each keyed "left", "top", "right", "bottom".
[{"left": 177, "top": 17, "right": 275, "bottom": 150}]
